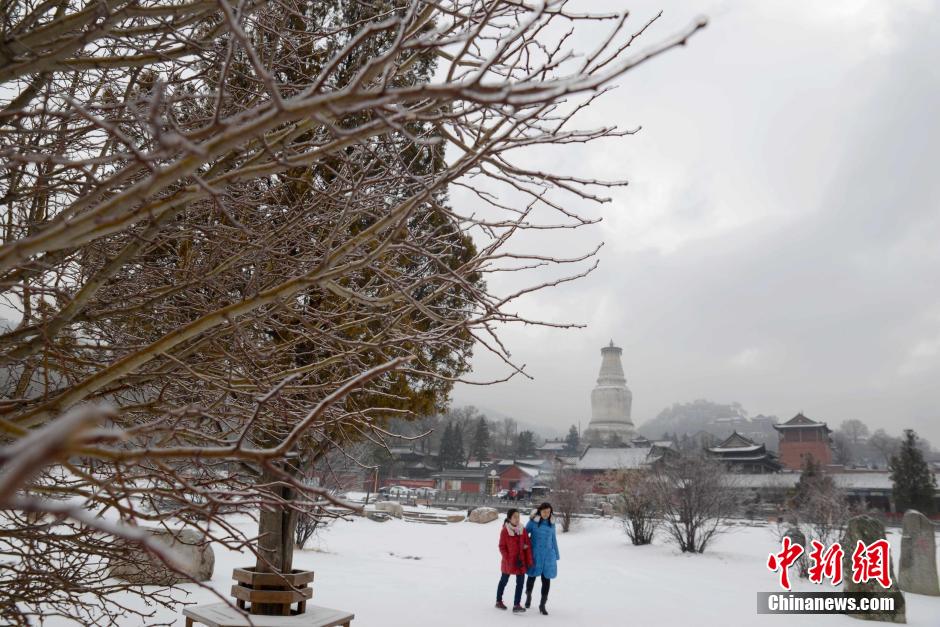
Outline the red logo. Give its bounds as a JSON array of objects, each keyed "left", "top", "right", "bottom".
[
  {"left": 767, "top": 538, "right": 892, "bottom": 590},
  {"left": 767, "top": 536, "right": 804, "bottom": 590},
  {"left": 850, "top": 539, "right": 892, "bottom": 589},
  {"left": 807, "top": 540, "right": 844, "bottom": 585}
]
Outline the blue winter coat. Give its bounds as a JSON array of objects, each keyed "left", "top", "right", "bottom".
[{"left": 525, "top": 514, "right": 560, "bottom": 579}]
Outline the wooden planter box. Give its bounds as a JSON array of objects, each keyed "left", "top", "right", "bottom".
[{"left": 231, "top": 567, "right": 315, "bottom": 616}]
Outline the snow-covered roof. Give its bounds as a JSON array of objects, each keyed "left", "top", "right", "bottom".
[
  {"left": 575, "top": 447, "right": 651, "bottom": 471},
  {"left": 536, "top": 441, "right": 568, "bottom": 451},
  {"left": 711, "top": 431, "right": 762, "bottom": 450},
  {"left": 831, "top": 473, "right": 897, "bottom": 490},
  {"left": 496, "top": 458, "right": 549, "bottom": 468},
  {"left": 772, "top": 413, "right": 830, "bottom": 430},
  {"left": 723, "top": 472, "right": 906, "bottom": 491},
  {"left": 433, "top": 469, "right": 487, "bottom": 479},
  {"left": 708, "top": 445, "right": 764, "bottom": 453}
]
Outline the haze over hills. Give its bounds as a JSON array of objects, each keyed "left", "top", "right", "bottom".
[
  {"left": 452, "top": 404, "right": 566, "bottom": 441},
  {"left": 636, "top": 399, "right": 780, "bottom": 451},
  {"left": 451, "top": 397, "right": 778, "bottom": 449}
]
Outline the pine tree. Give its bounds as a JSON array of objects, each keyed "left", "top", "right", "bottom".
[
  {"left": 470, "top": 417, "right": 491, "bottom": 462},
  {"left": 793, "top": 456, "right": 834, "bottom": 509},
  {"left": 439, "top": 422, "right": 454, "bottom": 470},
  {"left": 515, "top": 430, "right": 537, "bottom": 458},
  {"left": 453, "top": 424, "right": 466, "bottom": 468},
  {"left": 565, "top": 425, "right": 580, "bottom": 454},
  {"left": 890, "top": 429, "right": 937, "bottom": 515}
]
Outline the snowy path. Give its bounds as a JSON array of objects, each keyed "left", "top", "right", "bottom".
[{"left": 45, "top": 516, "right": 940, "bottom": 626}]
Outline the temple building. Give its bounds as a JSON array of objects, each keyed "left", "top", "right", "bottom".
[
  {"left": 583, "top": 341, "right": 635, "bottom": 446},
  {"left": 773, "top": 412, "right": 833, "bottom": 470},
  {"left": 707, "top": 431, "right": 781, "bottom": 473}
]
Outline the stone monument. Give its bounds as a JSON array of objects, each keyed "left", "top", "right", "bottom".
[
  {"left": 840, "top": 515, "right": 906, "bottom": 623},
  {"left": 898, "top": 509, "right": 939, "bottom": 596}
]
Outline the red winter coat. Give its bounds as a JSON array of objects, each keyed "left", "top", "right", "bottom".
[{"left": 499, "top": 522, "right": 534, "bottom": 575}]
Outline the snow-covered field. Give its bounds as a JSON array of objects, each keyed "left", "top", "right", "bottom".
[{"left": 46, "top": 515, "right": 940, "bottom": 626}]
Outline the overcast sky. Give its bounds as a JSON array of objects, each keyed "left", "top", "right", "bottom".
[{"left": 450, "top": 0, "right": 940, "bottom": 445}]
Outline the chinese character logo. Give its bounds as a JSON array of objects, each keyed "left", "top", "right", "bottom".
[
  {"left": 767, "top": 536, "right": 804, "bottom": 590},
  {"left": 767, "top": 538, "right": 892, "bottom": 590},
  {"left": 807, "top": 540, "right": 843, "bottom": 585},
  {"left": 851, "top": 539, "right": 892, "bottom": 588}
]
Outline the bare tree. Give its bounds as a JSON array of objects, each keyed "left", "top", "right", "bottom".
[
  {"left": 0, "top": 0, "right": 705, "bottom": 623},
  {"left": 840, "top": 419, "right": 870, "bottom": 445},
  {"left": 610, "top": 469, "right": 659, "bottom": 545},
  {"left": 869, "top": 429, "right": 901, "bottom": 467},
  {"left": 651, "top": 451, "right": 738, "bottom": 553},
  {"left": 830, "top": 430, "right": 853, "bottom": 466},
  {"left": 496, "top": 417, "right": 519, "bottom": 458},
  {"left": 552, "top": 468, "right": 591, "bottom": 533},
  {"left": 293, "top": 449, "right": 365, "bottom": 550}
]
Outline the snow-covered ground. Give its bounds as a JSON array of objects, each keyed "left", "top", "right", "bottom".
[{"left": 45, "top": 515, "right": 940, "bottom": 626}]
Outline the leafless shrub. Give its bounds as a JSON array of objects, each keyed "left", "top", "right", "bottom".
[
  {"left": 552, "top": 469, "right": 591, "bottom": 533},
  {"left": 651, "top": 451, "right": 738, "bottom": 553},
  {"left": 610, "top": 469, "right": 659, "bottom": 545}
]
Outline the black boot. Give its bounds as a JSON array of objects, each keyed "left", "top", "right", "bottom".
[
  {"left": 525, "top": 578, "right": 535, "bottom": 608},
  {"left": 538, "top": 577, "right": 550, "bottom": 615}
]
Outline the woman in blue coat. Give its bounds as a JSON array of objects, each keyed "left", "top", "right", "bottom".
[{"left": 525, "top": 502, "right": 559, "bottom": 615}]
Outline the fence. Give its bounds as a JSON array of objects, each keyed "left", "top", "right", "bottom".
[{"left": 359, "top": 490, "right": 609, "bottom": 517}]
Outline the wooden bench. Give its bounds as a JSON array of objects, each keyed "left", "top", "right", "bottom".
[{"left": 183, "top": 603, "right": 353, "bottom": 627}]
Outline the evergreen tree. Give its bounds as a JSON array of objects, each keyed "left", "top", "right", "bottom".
[
  {"left": 890, "top": 429, "right": 937, "bottom": 515},
  {"left": 565, "top": 425, "right": 580, "bottom": 454},
  {"left": 470, "top": 417, "right": 491, "bottom": 461},
  {"left": 793, "top": 456, "right": 834, "bottom": 509},
  {"left": 439, "top": 422, "right": 454, "bottom": 469},
  {"left": 453, "top": 424, "right": 466, "bottom": 467},
  {"left": 515, "top": 430, "right": 537, "bottom": 458}
]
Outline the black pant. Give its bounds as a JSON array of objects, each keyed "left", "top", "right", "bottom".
[
  {"left": 526, "top": 575, "right": 551, "bottom": 601},
  {"left": 497, "top": 573, "right": 524, "bottom": 606}
]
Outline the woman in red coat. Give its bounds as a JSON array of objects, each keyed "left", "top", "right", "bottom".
[{"left": 496, "top": 508, "right": 533, "bottom": 612}]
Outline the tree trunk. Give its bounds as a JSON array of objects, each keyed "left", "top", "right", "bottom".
[{"left": 253, "top": 458, "right": 300, "bottom": 615}]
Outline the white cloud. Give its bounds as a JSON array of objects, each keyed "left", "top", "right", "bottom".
[
  {"left": 729, "top": 347, "right": 762, "bottom": 369},
  {"left": 898, "top": 332, "right": 940, "bottom": 376}
]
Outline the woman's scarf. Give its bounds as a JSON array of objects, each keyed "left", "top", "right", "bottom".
[{"left": 504, "top": 521, "right": 524, "bottom": 536}]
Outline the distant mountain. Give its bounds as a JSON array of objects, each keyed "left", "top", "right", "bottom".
[{"left": 637, "top": 399, "right": 780, "bottom": 451}]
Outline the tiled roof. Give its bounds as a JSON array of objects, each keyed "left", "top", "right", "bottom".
[
  {"left": 432, "top": 469, "right": 487, "bottom": 479},
  {"left": 575, "top": 447, "right": 651, "bottom": 471},
  {"left": 773, "top": 413, "right": 830, "bottom": 430},
  {"left": 723, "top": 472, "right": 916, "bottom": 491}
]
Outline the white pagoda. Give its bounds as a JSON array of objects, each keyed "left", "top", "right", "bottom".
[{"left": 583, "top": 340, "right": 635, "bottom": 446}]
